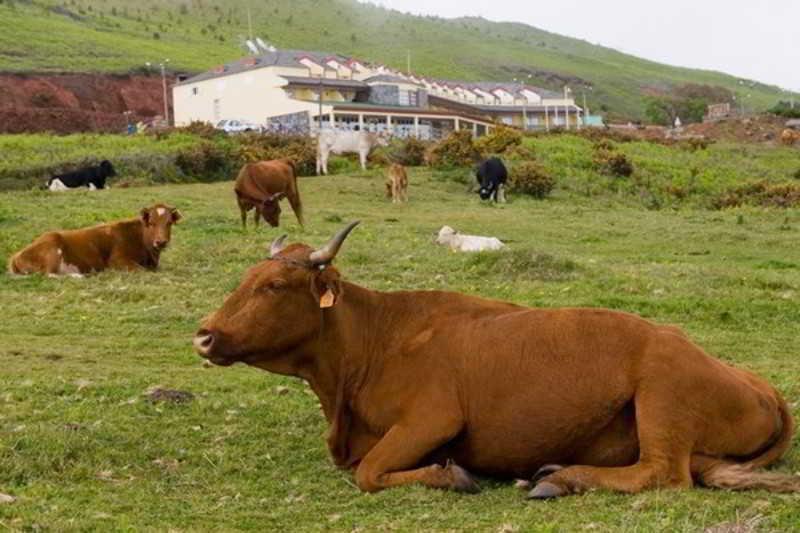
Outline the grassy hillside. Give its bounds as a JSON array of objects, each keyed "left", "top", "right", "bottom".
[
  {"left": 0, "top": 0, "right": 796, "bottom": 119},
  {"left": 1, "top": 172, "right": 800, "bottom": 530}
]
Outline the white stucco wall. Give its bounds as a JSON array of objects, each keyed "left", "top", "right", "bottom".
[{"left": 173, "top": 67, "right": 333, "bottom": 126}]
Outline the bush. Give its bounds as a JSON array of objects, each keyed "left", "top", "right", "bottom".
[
  {"left": 369, "top": 136, "right": 430, "bottom": 167},
  {"left": 426, "top": 130, "right": 480, "bottom": 168},
  {"left": 503, "top": 143, "right": 536, "bottom": 161},
  {"left": 712, "top": 181, "right": 800, "bottom": 209},
  {"left": 592, "top": 139, "right": 615, "bottom": 152},
  {"left": 679, "top": 137, "right": 714, "bottom": 152},
  {"left": 508, "top": 161, "right": 555, "bottom": 199},
  {"left": 175, "top": 121, "right": 223, "bottom": 139},
  {"left": 175, "top": 140, "right": 230, "bottom": 179},
  {"left": 475, "top": 126, "right": 522, "bottom": 156},
  {"left": 793, "top": 168, "right": 800, "bottom": 180},
  {"left": 232, "top": 133, "right": 317, "bottom": 176},
  {"left": 593, "top": 148, "right": 634, "bottom": 178}
]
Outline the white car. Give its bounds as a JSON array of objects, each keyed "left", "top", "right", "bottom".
[{"left": 215, "top": 119, "right": 263, "bottom": 134}]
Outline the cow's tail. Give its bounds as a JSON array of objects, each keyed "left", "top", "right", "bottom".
[{"left": 693, "top": 393, "right": 800, "bottom": 493}]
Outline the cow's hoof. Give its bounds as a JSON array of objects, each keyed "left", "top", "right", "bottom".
[
  {"left": 446, "top": 462, "right": 481, "bottom": 494},
  {"left": 531, "top": 464, "right": 564, "bottom": 484},
  {"left": 527, "top": 481, "right": 567, "bottom": 500}
]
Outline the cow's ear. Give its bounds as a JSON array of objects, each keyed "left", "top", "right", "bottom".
[
  {"left": 311, "top": 267, "right": 342, "bottom": 309},
  {"left": 170, "top": 208, "right": 183, "bottom": 224},
  {"left": 140, "top": 208, "right": 151, "bottom": 226}
]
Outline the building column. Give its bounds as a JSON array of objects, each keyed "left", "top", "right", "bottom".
[
  {"left": 565, "top": 106, "right": 570, "bottom": 131},
  {"left": 358, "top": 113, "right": 364, "bottom": 131},
  {"left": 386, "top": 115, "right": 392, "bottom": 134},
  {"left": 554, "top": 106, "right": 559, "bottom": 128},
  {"left": 413, "top": 116, "right": 420, "bottom": 137},
  {"left": 329, "top": 110, "right": 335, "bottom": 129},
  {"left": 472, "top": 122, "right": 478, "bottom": 137},
  {"left": 545, "top": 105, "right": 550, "bottom": 131},
  {"left": 455, "top": 117, "right": 460, "bottom": 131}
]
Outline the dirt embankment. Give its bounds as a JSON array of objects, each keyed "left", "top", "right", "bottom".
[{"left": 0, "top": 73, "right": 176, "bottom": 134}]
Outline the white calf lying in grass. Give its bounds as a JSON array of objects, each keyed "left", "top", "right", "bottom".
[{"left": 436, "top": 226, "right": 505, "bottom": 252}]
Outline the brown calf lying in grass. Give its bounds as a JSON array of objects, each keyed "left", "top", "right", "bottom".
[
  {"left": 385, "top": 163, "right": 408, "bottom": 203},
  {"left": 8, "top": 204, "right": 181, "bottom": 276}
]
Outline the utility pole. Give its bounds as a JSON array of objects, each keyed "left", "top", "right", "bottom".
[
  {"left": 247, "top": 2, "right": 253, "bottom": 41},
  {"left": 147, "top": 59, "right": 170, "bottom": 126}
]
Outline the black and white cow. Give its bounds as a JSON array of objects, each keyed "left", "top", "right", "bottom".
[
  {"left": 476, "top": 157, "right": 507, "bottom": 203},
  {"left": 47, "top": 160, "right": 116, "bottom": 191}
]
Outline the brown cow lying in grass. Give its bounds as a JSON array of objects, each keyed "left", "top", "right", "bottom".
[
  {"left": 194, "top": 223, "right": 799, "bottom": 498},
  {"left": 8, "top": 204, "right": 181, "bottom": 276},
  {"left": 234, "top": 159, "right": 303, "bottom": 228},
  {"left": 385, "top": 163, "right": 409, "bottom": 203}
]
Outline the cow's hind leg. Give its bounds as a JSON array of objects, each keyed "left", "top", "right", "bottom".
[
  {"left": 529, "top": 387, "right": 695, "bottom": 499},
  {"left": 354, "top": 416, "right": 478, "bottom": 494}
]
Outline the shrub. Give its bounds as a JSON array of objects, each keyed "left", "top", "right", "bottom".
[
  {"left": 475, "top": 126, "right": 522, "bottom": 156},
  {"left": 426, "top": 130, "right": 480, "bottom": 168},
  {"left": 370, "top": 136, "right": 429, "bottom": 166},
  {"left": 593, "top": 149, "right": 634, "bottom": 178},
  {"left": 712, "top": 181, "right": 800, "bottom": 209},
  {"left": 592, "top": 139, "right": 615, "bottom": 152},
  {"left": 503, "top": 143, "right": 536, "bottom": 161},
  {"left": 508, "top": 161, "right": 555, "bottom": 199},
  {"left": 175, "top": 121, "right": 222, "bottom": 139},
  {"left": 232, "top": 133, "right": 317, "bottom": 176},
  {"left": 679, "top": 137, "right": 714, "bottom": 152},
  {"left": 793, "top": 168, "right": 800, "bottom": 180},
  {"left": 175, "top": 140, "right": 230, "bottom": 179}
]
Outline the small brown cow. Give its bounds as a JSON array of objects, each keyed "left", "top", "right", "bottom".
[
  {"left": 780, "top": 129, "right": 800, "bottom": 146},
  {"left": 385, "top": 163, "right": 408, "bottom": 203},
  {"left": 234, "top": 159, "right": 303, "bottom": 228},
  {"left": 194, "top": 223, "right": 799, "bottom": 499},
  {"left": 8, "top": 204, "right": 181, "bottom": 276}
]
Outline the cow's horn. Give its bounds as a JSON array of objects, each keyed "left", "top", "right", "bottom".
[
  {"left": 269, "top": 234, "right": 288, "bottom": 258},
  {"left": 309, "top": 221, "right": 360, "bottom": 265}
]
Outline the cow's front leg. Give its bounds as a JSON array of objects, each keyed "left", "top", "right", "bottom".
[
  {"left": 497, "top": 184, "right": 507, "bottom": 203},
  {"left": 354, "top": 419, "right": 479, "bottom": 494}
]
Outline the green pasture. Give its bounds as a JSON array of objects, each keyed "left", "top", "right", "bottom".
[{"left": 0, "top": 164, "right": 799, "bottom": 531}]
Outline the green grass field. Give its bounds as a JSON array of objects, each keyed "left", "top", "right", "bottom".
[
  {"left": 1, "top": 164, "right": 799, "bottom": 531},
  {"left": 1, "top": 0, "right": 797, "bottom": 119}
]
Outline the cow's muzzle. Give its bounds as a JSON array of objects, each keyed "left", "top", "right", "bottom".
[{"left": 193, "top": 329, "right": 237, "bottom": 366}]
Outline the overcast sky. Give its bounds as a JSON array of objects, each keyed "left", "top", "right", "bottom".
[{"left": 366, "top": 0, "right": 800, "bottom": 92}]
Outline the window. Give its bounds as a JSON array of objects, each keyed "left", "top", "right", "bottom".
[
  {"left": 213, "top": 99, "right": 221, "bottom": 121},
  {"left": 192, "top": 87, "right": 199, "bottom": 96},
  {"left": 398, "top": 89, "right": 410, "bottom": 106},
  {"left": 500, "top": 116, "right": 513, "bottom": 125}
]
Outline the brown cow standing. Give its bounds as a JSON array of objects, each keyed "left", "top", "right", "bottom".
[
  {"left": 385, "top": 163, "right": 409, "bottom": 203},
  {"left": 8, "top": 204, "right": 181, "bottom": 276},
  {"left": 781, "top": 129, "right": 800, "bottom": 146},
  {"left": 234, "top": 159, "right": 303, "bottom": 228},
  {"left": 194, "top": 223, "right": 799, "bottom": 498}
]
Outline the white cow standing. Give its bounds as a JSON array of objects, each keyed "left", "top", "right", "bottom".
[{"left": 316, "top": 130, "right": 389, "bottom": 175}]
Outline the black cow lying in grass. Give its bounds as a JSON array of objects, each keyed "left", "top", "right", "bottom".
[
  {"left": 476, "top": 157, "right": 507, "bottom": 203},
  {"left": 47, "top": 160, "right": 116, "bottom": 191}
]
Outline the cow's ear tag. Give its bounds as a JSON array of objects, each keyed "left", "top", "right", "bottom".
[{"left": 320, "top": 289, "right": 336, "bottom": 308}]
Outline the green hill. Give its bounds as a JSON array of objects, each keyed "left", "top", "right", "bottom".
[{"left": 0, "top": 0, "right": 795, "bottom": 119}]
